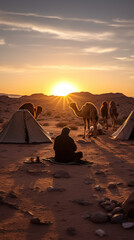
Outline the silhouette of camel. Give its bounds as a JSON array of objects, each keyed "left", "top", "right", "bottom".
[
  {"left": 100, "top": 101, "right": 108, "bottom": 129},
  {"left": 19, "top": 102, "right": 42, "bottom": 119},
  {"left": 69, "top": 102, "right": 98, "bottom": 138},
  {"left": 109, "top": 101, "right": 118, "bottom": 130}
]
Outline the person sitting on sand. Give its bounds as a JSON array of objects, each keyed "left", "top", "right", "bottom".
[{"left": 53, "top": 127, "right": 83, "bottom": 163}]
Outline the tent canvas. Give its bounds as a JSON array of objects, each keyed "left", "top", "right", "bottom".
[
  {"left": 111, "top": 110, "right": 134, "bottom": 140},
  {"left": 0, "top": 110, "right": 52, "bottom": 143}
]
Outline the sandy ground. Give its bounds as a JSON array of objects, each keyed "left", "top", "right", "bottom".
[{"left": 0, "top": 121, "right": 134, "bottom": 240}]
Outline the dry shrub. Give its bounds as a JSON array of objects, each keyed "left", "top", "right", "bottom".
[{"left": 56, "top": 121, "right": 68, "bottom": 128}]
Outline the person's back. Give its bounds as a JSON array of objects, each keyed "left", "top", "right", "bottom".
[{"left": 54, "top": 127, "right": 77, "bottom": 163}]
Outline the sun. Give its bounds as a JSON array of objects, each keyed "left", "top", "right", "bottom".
[{"left": 52, "top": 82, "right": 77, "bottom": 96}]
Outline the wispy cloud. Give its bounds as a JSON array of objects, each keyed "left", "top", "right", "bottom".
[
  {"left": 84, "top": 46, "right": 117, "bottom": 54},
  {"left": 0, "top": 64, "right": 123, "bottom": 73},
  {"left": 114, "top": 57, "right": 134, "bottom": 61},
  {"left": 0, "top": 10, "right": 114, "bottom": 41}
]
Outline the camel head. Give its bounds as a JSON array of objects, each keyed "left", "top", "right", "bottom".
[
  {"left": 35, "top": 106, "right": 42, "bottom": 119},
  {"left": 69, "top": 102, "right": 77, "bottom": 110}
]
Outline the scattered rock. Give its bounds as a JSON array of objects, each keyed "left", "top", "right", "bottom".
[
  {"left": 112, "top": 207, "right": 123, "bottom": 215},
  {"left": 111, "top": 213, "right": 125, "bottom": 223},
  {"left": 122, "top": 192, "right": 134, "bottom": 218},
  {"left": 95, "top": 171, "right": 105, "bottom": 175},
  {"left": 91, "top": 212, "right": 108, "bottom": 223},
  {"left": 107, "top": 182, "right": 117, "bottom": 189},
  {"left": 31, "top": 217, "right": 52, "bottom": 225},
  {"left": 95, "top": 229, "right": 106, "bottom": 237},
  {"left": 72, "top": 199, "right": 93, "bottom": 206},
  {"left": 53, "top": 170, "right": 71, "bottom": 178},
  {"left": 122, "top": 222, "right": 134, "bottom": 229},
  {"left": 66, "top": 227, "right": 77, "bottom": 236},
  {"left": 5, "top": 202, "right": 19, "bottom": 210},
  {"left": 47, "top": 186, "right": 66, "bottom": 192},
  {"left": 7, "top": 191, "right": 17, "bottom": 198},
  {"left": 82, "top": 212, "right": 92, "bottom": 219}
]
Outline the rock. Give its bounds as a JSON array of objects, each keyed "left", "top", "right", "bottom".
[
  {"left": 7, "top": 191, "right": 17, "bottom": 198},
  {"left": 82, "top": 212, "right": 92, "bottom": 219},
  {"left": 111, "top": 213, "right": 125, "bottom": 223},
  {"left": 95, "top": 229, "right": 106, "bottom": 237},
  {"left": 122, "top": 192, "right": 134, "bottom": 218},
  {"left": 53, "top": 170, "right": 71, "bottom": 178},
  {"left": 47, "top": 186, "right": 66, "bottom": 192},
  {"left": 95, "top": 171, "right": 105, "bottom": 175},
  {"left": 91, "top": 212, "right": 108, "bottom": 223},
  {"left": 72, "top": 199, "right": 93, "bottom": 206},
  {"left": 112, "top": 207, "right": 123, "bottom": 215},
  {"left": 122, "top": 222, "right": 134, "bottom": 229},
  {"left": 107, "top": 182, "right": 117, "bottom": 189},
  {"left": 66, "top": 227, "right": 77, "bottom": 236},
  {"left": 127, "top": 181, "right": 134, "bottom": 187},
  {"left": 31, "top": 218, "right": 52, "bottom": 225}
]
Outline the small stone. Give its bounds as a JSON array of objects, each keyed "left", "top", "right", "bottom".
[
  {"left": 111, "top": 213, "right": 125, "bottom": 223},
  {"left": 7, "top": 191, "right": 17, "bottom": 198},
  {"left": 82, "top": 212, "right": 92, "bottom": 219},
  {"left": 53, "top": 170, "right": 71, "bottom": 178},
  {"left": 95, "top": 229, "right": 106, "bottom": 237},
  {"left": 31, "top": 218, "right": 52, "bottom": 225},
  {"left": 47, "top": 186, "right": 65, "bottom": 192},
  {"left": 72, "top": 199, "right": 93, "bottom": 206},
  {"left": 122, "top": 222, "right": 134, "bottom": 229},
  {"left": 112, "top": 207, "right": 123, "bottom": 215},
  {"left": 95, "top": 171, "right": 105, "bottom": 175},
  {"left": 108, "top": 182, "right": 117, "bottom": 189},
  {"left": 91, "top": 212, "right": 108, "bottom": 223}
]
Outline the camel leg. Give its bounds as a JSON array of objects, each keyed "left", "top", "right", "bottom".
[
  {"left": 83, "top": 118, "right": 86, "bottom": 138},
  {"left": 87, "top": 118, "right": 90, "bottom": 136},
  {"left": 93, "top": 121, "right": 97, "bottom": 138}
]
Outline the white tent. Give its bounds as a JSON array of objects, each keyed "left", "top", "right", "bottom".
[
  {"left": 0, "top": 110, "right": 52, "bottom": 143},
  {"left": 111, "top": 110, "right": 134, "bottom": 140}
]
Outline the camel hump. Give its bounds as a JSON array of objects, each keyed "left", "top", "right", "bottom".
[{"left": 19, "top": 102, "right": 35, "bottom": 116}]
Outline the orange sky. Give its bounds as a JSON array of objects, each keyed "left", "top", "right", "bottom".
[{"left": 0, "top": 1, "right": 134, "bottom": 97}]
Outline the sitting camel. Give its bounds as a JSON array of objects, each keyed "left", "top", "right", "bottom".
[
  {"left": 100, "top": 101, "right": 108, "bottom": 129},
  {"left": 69, "top": 102, "right": 99, "bottom": 138},
  {"left": 19, "top": 102, "right": 42, "bottom": 119},
  {"left": 109, "top": 101, "right": 118, "bottom": 130}
]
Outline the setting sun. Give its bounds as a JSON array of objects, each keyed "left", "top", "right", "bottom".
[{"left": 51, "top": 82, "right": 77, "bottom": 96}]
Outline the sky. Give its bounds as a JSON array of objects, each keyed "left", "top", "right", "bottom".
[{"left": 0, "top": 0, "right": 134, "bottom": 96}]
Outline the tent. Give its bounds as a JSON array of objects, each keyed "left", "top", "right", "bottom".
[
  {"left": 0, "top": 110, "right": 52, "bottom": 143},
  {"left": 111, "top": 110, "right": 134, "bottom": 140}
]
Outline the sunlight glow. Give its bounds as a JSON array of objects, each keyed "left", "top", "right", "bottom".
[{"left": 52, "top": 82, "right": 77, "bottom": 96}]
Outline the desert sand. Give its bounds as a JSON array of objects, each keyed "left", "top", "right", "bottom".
[{"left": 0, "top": 92, "right": 134, "bottom": 240}]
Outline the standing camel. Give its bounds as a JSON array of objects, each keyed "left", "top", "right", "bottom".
[
  {"left": 100, "top": 101, "right": 108, "bottom": 129},
  {"left": 69, "top": 102, "right": 99, "bottom": 138},
  {"left": 109, "top": 101, "right": 118, "bottom": 130},
  {"left": 19, "top": 102, "right": 42, "bottom": 119}
]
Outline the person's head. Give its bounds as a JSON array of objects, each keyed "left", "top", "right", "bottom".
[{"left": 61, "top": 127, "right": 70, "bottom": 136}]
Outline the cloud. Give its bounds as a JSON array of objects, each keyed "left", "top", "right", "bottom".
[
  {"left": 84, "top": 46, "right": 117, "bottom": 54},
  {"left": 109, "top": 18, "right": 134, "bottom": 28},
  {"left": 114, "top": 57, "right": 134, "bottom": 62},
  {"left": 0, "top": 38, "right": 5, "bottom": 45},
  {"left": 0, "top": 64, "right": 123, "bottom": 73},
  {"left": 0, "top": 10, "right": 114, "bottom": 41}
]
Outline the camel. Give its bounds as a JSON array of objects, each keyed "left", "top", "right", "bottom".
[
  {"left": 19, "top": 102, "right": 42, "bottom": 119},
  {"left": 100, "top": 101, "right": 108, "bottom": 129},
  {"left": 69, "top": 102, "right": 99, "bottom": 138},
  {"left": 109, "top": 101, "right": 118, "bottom": 130}
]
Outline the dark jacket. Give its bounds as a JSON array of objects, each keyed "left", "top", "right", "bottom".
[{"left": 54, "top": 134, "right": 77, "bottom": 162}]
